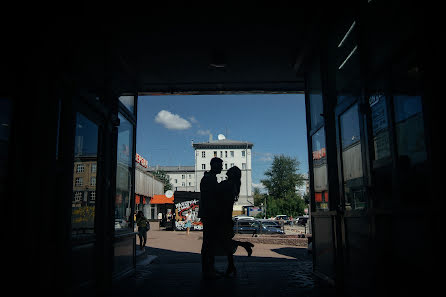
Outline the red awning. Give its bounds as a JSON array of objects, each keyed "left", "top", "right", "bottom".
[{"left": 150, "top": 194, "right": 174, "bottom": 204}]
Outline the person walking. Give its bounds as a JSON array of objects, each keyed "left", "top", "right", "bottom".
[
  {"left": 136, "top": 211, "right": 150, "bottom": 250},
  {"left": 185, "top": 210, "right": 192, "bottom": 235},
  {"left": 198, "top": 157, "right": 223, "bottom": 280}
]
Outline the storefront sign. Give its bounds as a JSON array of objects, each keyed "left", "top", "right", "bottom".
[{"left": 135, "top": 153, "right": 148, "bottom": 168}]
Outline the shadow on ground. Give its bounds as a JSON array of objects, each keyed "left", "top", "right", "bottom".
[{"left": 110, "top": 246, "right": 335, "bottom": 297}]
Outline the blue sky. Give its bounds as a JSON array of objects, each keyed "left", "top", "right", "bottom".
[{"left": 136, "top": 94, "right": 308, "bottom": 190}]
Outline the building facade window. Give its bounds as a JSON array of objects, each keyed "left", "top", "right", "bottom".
[
  {"left": 225, "top": 163, "right": 228, "bottom": 170},
  {"left": 242, "top": 151, "right": 245, "bottom": 157},
  {"left": 202, "top": 164, "right": 206, "bottom": 170},
  {"left": 225, "top": 151, "right": 228, "bottom": 158},
  {"left": 242, "top": 163, "right": 246, "bottom": 170},
  {"left": 220, "top": 151, "right": 223, "bottom": 158},
  {"left": 230, "top": 151, "right": 234, "bottom": 157},
  {"left": 76, "top": 164, "right": 84, "bottom": 173},
  {"left": 91, "top": 163, "right": 96, "bottom": 173},
  {"left": 74, "top": 191, "right": 83, "bottom": 202},
  {"left": 182, "top": 174, "right": 185, "bottom": 179},
  {"left": 90, "top": 177, "right": 96, "bottom": 186},
  {"left": 75, "top": 177, "right": 83, "bottom": 186},
  {"left": 72, "top": 113, "right": 98, "bottom": 236},
  {"left": 202, "top": 151, "right": 206, "bottom": 158},
  {"left": 214, "top": 151, "right": 217, "bottom": 157},
  {"left": 230, "top": 163, "right": 234, "bottom": 168}
]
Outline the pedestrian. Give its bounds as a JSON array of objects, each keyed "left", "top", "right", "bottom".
[
  {"left": 136, "top": 211, "right": 150, "bottom": 250},
  {"left": 185, "top": 210, "right": 192, "bottom": 235}
]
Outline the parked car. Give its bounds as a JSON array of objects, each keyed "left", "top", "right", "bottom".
[
  {"left": 257, "top": 219, "right": 282, "bottom": 229},
  {"left": 233, "top": 219, "right": 285, "bottom": 235},
  {"left": 232, "top": 215, "right": 255, "bottom": 221},
  {"left": 296, "top": 216, "right": 309, "bottom": 226},
  {"left": 274, "top": 215, "right": 291, "bottom": 225}
]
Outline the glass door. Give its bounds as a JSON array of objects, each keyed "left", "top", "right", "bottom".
[{"left": 335, "top": 97, "right": 372, "bottom": 293}]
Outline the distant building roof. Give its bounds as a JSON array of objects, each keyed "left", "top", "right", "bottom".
[{"left": 192, "top": 138, "right": 253, "bottom": 149}]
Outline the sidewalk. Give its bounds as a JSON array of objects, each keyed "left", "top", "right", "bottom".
[{"left": 110, "top": 223, "right": 335, "bottom": 297}]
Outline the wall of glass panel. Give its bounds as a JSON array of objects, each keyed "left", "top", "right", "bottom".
[
  {"left": 115, "top": 112, "right": 134, "bottom": 232},
  {"left": 72, "top": 113, "right": 98, "bottom": 238}
]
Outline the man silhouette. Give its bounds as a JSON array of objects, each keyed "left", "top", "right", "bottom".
[{"left": 198, "top": 157, "right": 223, "bottom": 280}]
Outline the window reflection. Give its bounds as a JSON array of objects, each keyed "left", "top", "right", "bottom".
[
  {"left": 370, "top": 95, "right": 391, "bottom": 161},
  {"left": 312, "top": 128, "right": 329, "bottom": 211},
  {"left": 394, "top": 96, "right": 426, "bottom": 166},
  {"left": 115, "top": 113, "right": 133, "bottom": 231},
  {"left": 119, "top": 95, "right": 135, "bottom": 114},
  {"left": 309, "top": 93, "right": 324, "bottom": 130},
  {"left": 340, "top": 104, "right": 366, "bottom": 210},
  {"left": 72, "top": 113, "right": 98, "bottom": 237}
]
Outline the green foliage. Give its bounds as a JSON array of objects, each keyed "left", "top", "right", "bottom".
[
  {"left": 253, "top": 187, "right": 266, "bottom": 207},
  {"left": 261, "top": 155, "right": 305, "bottom": 199},
  {"left": 261, "top": 155, "right": 307, "bottom": 218},
  {"left": 152, "top": 170, "right": 173, "bottom": 192}
]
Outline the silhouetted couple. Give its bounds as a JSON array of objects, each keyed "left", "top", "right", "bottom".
[{"left": 199, "top": 157, "right": 254, "bottom": 280}]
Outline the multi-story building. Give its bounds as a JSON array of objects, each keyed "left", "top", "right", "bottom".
[
  {"left": 192, "top": 135, "right": 254, "bottom": 208},
  {"left": 146, "top": 135, "right": 254, "bottom": 211},
  {"left": 146, "top": 165, "right": 196, "bottom": 192}
]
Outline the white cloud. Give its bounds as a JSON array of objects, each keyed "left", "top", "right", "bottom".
[
  {"left": 154, "top": 110, "right": 192, "bottom": 130},
  {"left": 197, "top": 129, "right": 211, "bottom": 136},
  {"left": 255, "top": 152, "right": 273, "bottom": 162},
  {"left": 252, "top": 182, "right": 265, "bottom": 189},
  {"left": 189, "top": 116, "right": 198, "bottom": 124}
]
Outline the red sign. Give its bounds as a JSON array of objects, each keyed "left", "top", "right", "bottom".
[
  {"left": 136, "top": 153, "right": 148, "bottom": 168},
  {"left": 312, "top": 147, "right": 326, "bottom": 160}
]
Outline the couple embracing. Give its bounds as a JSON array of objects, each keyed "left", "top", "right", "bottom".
[{"left": 199, "top": 157, "right": 254, "bottom": 280}]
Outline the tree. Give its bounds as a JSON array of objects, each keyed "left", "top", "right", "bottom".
[
  {"left": 152, "top": 170, "right": 173, "bottom": 192},
  {"left": 253, "top": 187, "right": 265, "bottom": 207},
  {"left": 260, "top": 155, "right": 306, "bottom": 217},
  {"left": 261, "top": 155, "right": 305, "bottom": 199}
]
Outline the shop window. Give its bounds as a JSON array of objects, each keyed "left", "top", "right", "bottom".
[
  {"left": 119, "top": 95, "right": 135, "bottom": 114},
  {"left": 370, "top": 95, "right": 391, "bottom": 162},
  {"left": 340, "top": 104, "right": 366, "bottom": 210},
  {"left": 72, "top": 113, "right": 98, "bottom": 236},
  {"left": 115, "top": 113, "right": 134, "bottom": 231},
  {"left": 393, "top": 96, "right": 426, "bottom": 165},
  {"left": 309, "top": 93, "right": 324, "bottom": 131},
  {"left": 312, "top": 127, "right": 329, "bottom": 211}
]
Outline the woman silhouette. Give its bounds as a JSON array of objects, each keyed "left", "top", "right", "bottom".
[{"left": 218, "top": 166, "right": 254, "bottom": 277}]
